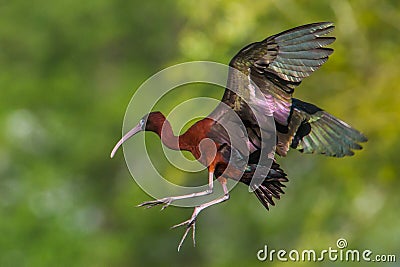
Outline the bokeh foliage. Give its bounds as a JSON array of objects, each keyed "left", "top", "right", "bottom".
[{"left": 1, "top": 0, "right": 399, "bottom": 266}]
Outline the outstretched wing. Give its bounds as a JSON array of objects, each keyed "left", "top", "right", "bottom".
[
  {"left": 221, "top": 22, "right": 335, "bottom": 126},
  {"left": 277, "top": 98, "right": 368, "bottom": 157}
]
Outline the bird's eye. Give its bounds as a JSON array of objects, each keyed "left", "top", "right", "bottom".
[{"left": 139, "top": 119, "right": 145, "bottom": 128}]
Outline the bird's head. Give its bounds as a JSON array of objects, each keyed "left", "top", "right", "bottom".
[{"left": 110, "top": 111, "right": 166, "bottom": 158}]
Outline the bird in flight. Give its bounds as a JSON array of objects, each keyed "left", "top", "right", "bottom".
[{"left": 111, "top": 22, "right": 367, "bottom": 251}]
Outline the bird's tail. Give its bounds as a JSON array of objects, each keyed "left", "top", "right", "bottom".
[{"left": 240, "top": 160, "right": 288, "bottom": 210}]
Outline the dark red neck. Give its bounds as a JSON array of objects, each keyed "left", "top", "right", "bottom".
[{"left": 148, "top": 114, "right": 191, "bottom": 151}]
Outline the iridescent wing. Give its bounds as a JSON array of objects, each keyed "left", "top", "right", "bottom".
[
  {"left": 278, "top": 98, "right": 368, "bottom": 157},
  {"left": 221, "top": 22, "right": 335, "bottom": 127}
]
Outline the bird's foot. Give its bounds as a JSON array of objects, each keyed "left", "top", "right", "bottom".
[
  {"left": 171, "top": 209, "right": 199, "bottom": 251},
  {"left": 137, "top": 197, "right": 172, "bottom": 210}
]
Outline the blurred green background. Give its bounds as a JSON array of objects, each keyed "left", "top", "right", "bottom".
[{"left": 1, "top": 0, "right": 399, "bottom": 266}]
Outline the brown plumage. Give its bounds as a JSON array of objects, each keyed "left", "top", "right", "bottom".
[{"left": 111, "top": 22, "right": 367, "bottom": 250}]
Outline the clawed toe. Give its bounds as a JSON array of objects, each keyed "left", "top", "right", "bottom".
[
  {"left": 171, "top": 218, "right": 195, "bottom": 229},
  {"left": 171, "top": 214, "right": 198, "bottom": 251},
  {"left": 137, "top": 198, "right": 172, "bottom": 210}
]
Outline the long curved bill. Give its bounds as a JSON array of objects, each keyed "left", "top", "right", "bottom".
[{"left": 110, "top": 124, "right": 142, "bottom": 158}]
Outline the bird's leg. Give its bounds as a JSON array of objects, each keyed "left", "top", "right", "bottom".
[
  {"left": 138, "top": 171, "right": 215, "bottom": 210},
  {"left": 172, "top": 177, "right": 230, "bottom": 251}
]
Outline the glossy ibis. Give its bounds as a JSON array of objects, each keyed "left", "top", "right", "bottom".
[{"left": 111, "top": 22, "right": 367, "bottom": 251}]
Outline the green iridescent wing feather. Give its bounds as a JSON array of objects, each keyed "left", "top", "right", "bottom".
[
  {"left": 288, "top": 99, "right": 367, "bottom": 157},
  {"left": 254, "top": 22, "right": 335, "bottom": 83},
  {"left": 222, "top": 22, "right": 336, "bottom": 128}
]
